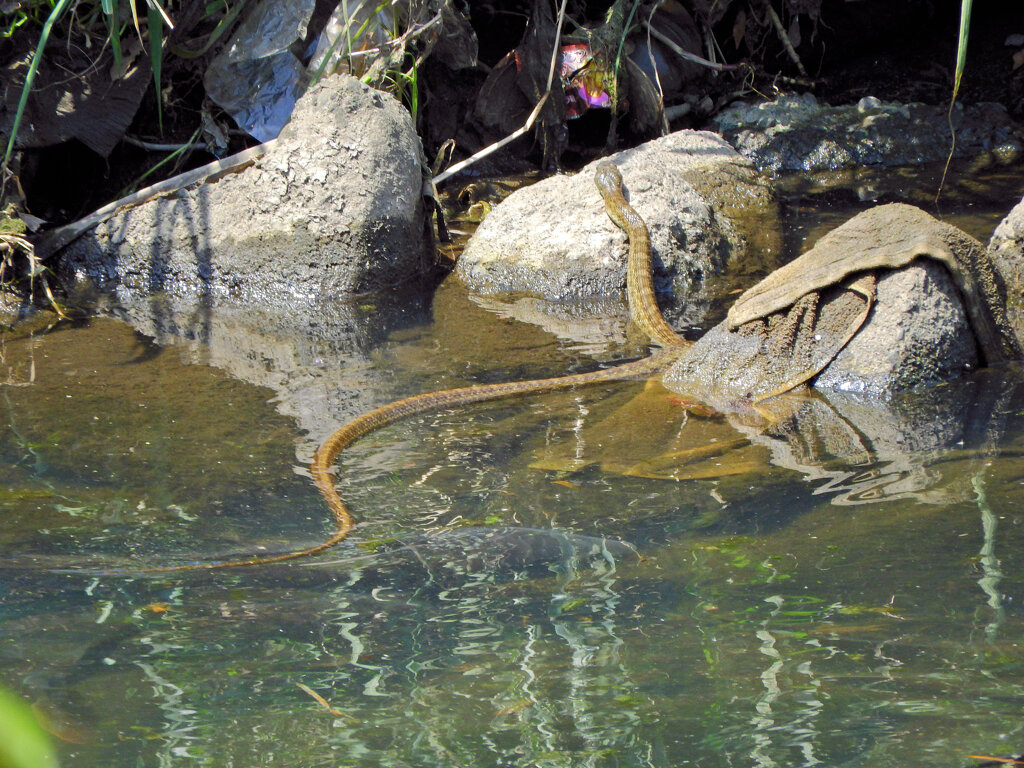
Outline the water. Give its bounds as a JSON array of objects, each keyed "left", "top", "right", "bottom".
[{"left": 3, "top": 165, "right": 1024, "bottom": 767}]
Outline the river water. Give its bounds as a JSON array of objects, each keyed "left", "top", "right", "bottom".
[{"left": 2, "top": 163, "right": 1024, "bottom": 767}]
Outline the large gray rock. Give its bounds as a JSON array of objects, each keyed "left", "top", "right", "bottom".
[
  {"left": 715, "top": 94, "right": 1022, "bottom": 172},
  {"left": 456, "top": 131, "right": 780, "bottom": 316},
  {"left": 814, "top": 260, "right": 979, "bottom": 396},
  {"left": 59, "top": 75, "right": 428, "bottom": 307},
  {"left": 988, "top": 196, "right": 1024, "bottom": 348}
]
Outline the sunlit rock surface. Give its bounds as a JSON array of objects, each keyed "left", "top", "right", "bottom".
[
  {"left": 456, "top": 130, "right": 781, "bottom": 325},
  {"left": 988, "top": 194, "right": 1024, "bottom": 348},
  {"left": 814, "top": 260, "right": 979, "bottom": 395},
  {"left": 59, "top": 74, "right": 428, "bottom": 307},
  {"left": 715, "top": 94, "right": 1022, "bottom": 172}
]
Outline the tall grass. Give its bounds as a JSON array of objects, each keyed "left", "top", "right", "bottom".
[
  {"left": 1, "top": 0, "right": 175, "bottom": 194},
  {"left": 937, "top": 0, "right": 973, "bottom": 203}
]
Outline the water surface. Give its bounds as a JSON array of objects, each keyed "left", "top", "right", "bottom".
[{"left": 2, "top": 164, "right": 1024, "bottom": 768}]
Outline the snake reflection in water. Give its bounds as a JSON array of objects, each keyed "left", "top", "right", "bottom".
[{"left": 138, "top": 161, "right": 689, "bottom": 572}]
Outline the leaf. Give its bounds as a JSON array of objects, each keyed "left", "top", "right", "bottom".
[
  {"left": 0, "top": 686, "right": 60, "bottom": 768},
  {"left": 732, "top": 9, "right": 746, "bottom": 50},
  {"left": 951, "top": 0, "right": 973, "bottom": 102}
]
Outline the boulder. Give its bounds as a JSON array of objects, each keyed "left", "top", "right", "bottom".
[
  {"left": 58, "top": 74, "right": 429, "bottom": 307},
  {"left": 814, "top": 260, "right": 979, "bottom": 396},
  {"left": 714, "top": 94, "right": 1022, "bottom": 172},
  {"left": 456, "top": 131, "right": 780, "bottom": 316},
  {"left": 988, "top": 196, "right": 1024, "bottom": 348}
]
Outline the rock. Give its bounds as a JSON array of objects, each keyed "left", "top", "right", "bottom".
[
  {"left": 814, "top": 260, "right": 979, "bottom": 396},
  {"left": 58, "top": 74, "right": 429, "bottom": 307},
  {"left": 456, "top": 130, "right": 780, "bottom": 319},
  {"left": 988, "top": 196, "right": 1024, "bottom": 348},
  {"left": 662, "top": 204, "right": 1016, "bottom": 402},
  {"left": 714, "top": 94, "right": 1022, "bottom": 172}
]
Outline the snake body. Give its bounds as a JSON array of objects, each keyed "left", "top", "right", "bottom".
[
  {"left": 594, "top": 162, "right": 685, "bottom": 349},
  {"left": 140, "top": 160, "right": 683, "bottom": 572}
]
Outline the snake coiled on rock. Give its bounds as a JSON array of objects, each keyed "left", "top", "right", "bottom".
[{"left": 142, "top": 161, "right": 684, "bottom": 572}]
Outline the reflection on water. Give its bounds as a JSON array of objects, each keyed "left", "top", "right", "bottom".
[{"left": 3, "top": 168, "right": 1024, "bottom": 767}]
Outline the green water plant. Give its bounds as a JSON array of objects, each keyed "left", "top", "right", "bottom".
[{"left": 0, "top": 206, "right": 68, "bottom": 318}]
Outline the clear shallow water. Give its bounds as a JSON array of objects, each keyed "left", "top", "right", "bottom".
[{"left": 3, "top": 167, "right": 1024, "bottom": 767}]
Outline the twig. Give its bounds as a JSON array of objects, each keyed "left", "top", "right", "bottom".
[
  {"left": 432, "top": 94, "right": 550, "bottom": 185},
  {"left": 1, "top": 232, "right": 70, "bottom": 318},
  {"left": 641, "top": 19, "right": 743, "bottom": 73},
  {"left": 297, "top": 683, "right": 359, "bottom": 722},
  {"left": 432, "top": 0, "right": 568, "bottom": 186},
  {"left": 764, "top": 0, "right": 807, "bottom": 77},
  {"left": 122, "top": 136, "right": 212, "bottom": 152}
]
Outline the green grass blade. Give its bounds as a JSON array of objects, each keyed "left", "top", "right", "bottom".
[
  {"left": 951, "top": 0, "right": 972, "bottom": 102},
  {"left": 936, "top": 0, "right": 974, "bottom": 205},
  {"left": 148, "top": 3, "right": 165, "bottom": 135},
  {"left": 106, "top": 2, "right": 123, "bottom": 79},
  {"left": 0, "top": 685, "right": 59, "bottom": 768},
  {"left": 122, "top": 125, "right": 203, "bottom": 195},
  {"left": 169, "top": 0, "right": 248, "bottom": 59},
  {"left": 2, "top": 0, "right": 75, "bottom": 177}
]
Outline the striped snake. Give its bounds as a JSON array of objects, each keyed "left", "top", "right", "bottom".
[{"left": 144, "top": 161, "right": 686, "bottom": 572}]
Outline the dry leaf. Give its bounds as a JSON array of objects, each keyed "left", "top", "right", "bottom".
[
  {"left": 788, "top": 15, "right": 802, "bottom": 48},
  {"left": 732, "top": 9, "right": 747, "bottom": 50}
]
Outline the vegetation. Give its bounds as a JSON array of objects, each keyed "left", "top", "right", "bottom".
[
  {"left": 0, "top": 684, "right": 59, "bottom": 768},
  {"left": 0, "top": 0, "right": 1016, "bottom": 311}
]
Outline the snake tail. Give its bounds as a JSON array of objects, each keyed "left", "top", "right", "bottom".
[{"left": 133, "top": 354, "right": 667, "bottom": 573}]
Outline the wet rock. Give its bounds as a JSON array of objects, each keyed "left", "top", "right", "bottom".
[
  {"left": 988, "top": 196, "right": 1024, "bottom": 348},
  {"left": 715, "top": 94, "right": 1022, "bottom": 172},
  {"left": 59, "top": 74, "right": 429, "bottom": 307},
  {"left": 456, "top": 130, "right": 781, "bottom": 321}
]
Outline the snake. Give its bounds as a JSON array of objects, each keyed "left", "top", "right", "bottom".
[
  {"left": 137, "top": 160, "right": 686, "bottom": 573},
  {"left": 594, "top": 162, "right": 685, "bottom": 349}
]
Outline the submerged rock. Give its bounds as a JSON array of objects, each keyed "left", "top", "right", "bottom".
[
  {"left": 58, "top": 74, "right": 429, "bottom": 307},
  {"left": 456, "top": 130, "right": 780, "bottom": 321},
  {"left": 714, "top": 94, "right": 1022, "bottom": 172}
]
